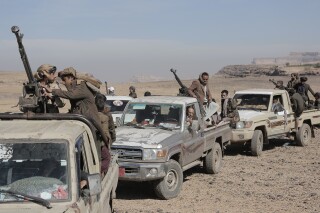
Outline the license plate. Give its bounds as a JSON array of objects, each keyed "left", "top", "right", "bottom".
[{"left": 119, "top": 167, "right": 125, "bottom": 177}]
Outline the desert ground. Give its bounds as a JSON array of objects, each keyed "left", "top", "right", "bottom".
[{"left": 0, "top": 72, "right": 320, "bottom": 213}]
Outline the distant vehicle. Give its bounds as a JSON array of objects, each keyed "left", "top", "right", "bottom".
[
  {"left": 105, "top": 95, "right": 133, "bottom": 126},
  {"left": 230, "top": 89, "right": 320, "bottom": 156}
]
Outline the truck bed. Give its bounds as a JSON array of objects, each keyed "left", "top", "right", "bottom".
[{"left": 203, "top": 122, "right": 231, "bottom": 151}]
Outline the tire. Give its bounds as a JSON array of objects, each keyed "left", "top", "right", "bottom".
[
  {"left": 204, "top": 142, "right": 223, "bottom": 174},
  {"left": 251, "top": 130, "right": 263, "bottom": 156},
  {"left": 154, "top": 159, "right": 183, "bottom": 200},
  {"left": 296, "top": 123, "right": 311, "bottom": 146}
]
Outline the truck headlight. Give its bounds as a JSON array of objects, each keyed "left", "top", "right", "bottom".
[
  {"left": 236, "top": 121, "right": 253, "bottom": 129},
  {"left": 143, "top": 149, "right": 167, "bottom": 160}
]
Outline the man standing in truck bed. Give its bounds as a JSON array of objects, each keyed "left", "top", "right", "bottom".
[
  {"left": 188, "top": 72, "right": 212, "bottom": 106},
  {"left": 43, "top": 67, "right": 109, "bottom": 158},
  {"left": 47, "top": 67, "right": 101, "bottom": 126}
]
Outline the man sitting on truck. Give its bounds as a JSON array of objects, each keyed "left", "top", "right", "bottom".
[
  {"left": 294, "top": 77, "right": 316, "bottom": 104},
  {"left": 186, "top": 106, "right": 195, "bottom": 127}
]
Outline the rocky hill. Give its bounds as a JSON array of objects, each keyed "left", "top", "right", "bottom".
[{"left": 216, "top": 64, "right": 320, "bottom": 77}]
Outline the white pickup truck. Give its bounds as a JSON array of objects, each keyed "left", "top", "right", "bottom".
[
  {"left": 0, "top": 113, "right": 118, "bottom": 213},
  {"left": 105, "top": 95, "right": 133, "bottom": 126},
  {"left": 112, "top": 96, "right": 231, "bottom": 199},
  {"left": 231, "top": 89, "right": 320, "bottom": 156}
]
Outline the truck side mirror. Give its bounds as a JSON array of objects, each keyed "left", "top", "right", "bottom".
[{"left": 87, "top": 173, "right": 102, "bottom": 196}]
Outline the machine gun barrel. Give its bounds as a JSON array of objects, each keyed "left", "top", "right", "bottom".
[
  {"left": 11, "top": 26, "right": 35, "bottom": 84},
  {"left": 269, "top": 79, "right": 277, "bottom": 86},
  {"left": 170, "top": 68, "right": 187, "bottom": 89},
  {"left": 11, "top": 26, "right": 46, "bottom": 112}
]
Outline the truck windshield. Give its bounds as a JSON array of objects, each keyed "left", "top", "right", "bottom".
[
  {"left": 0, "top": 139, "right": 69, "bottom": 202},
  {"left": 234, "top": 94, "right": 270, "bottom": 111},
  {"left": 106, "top": 100, "right": 130, "bottom": 113},
  {"left": 123, "top": 103, "right": 182, "bottom": 130}
]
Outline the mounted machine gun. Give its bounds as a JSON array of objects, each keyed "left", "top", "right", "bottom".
[{"left": 11, "top": 26, "right": 47, "bottom": 113}]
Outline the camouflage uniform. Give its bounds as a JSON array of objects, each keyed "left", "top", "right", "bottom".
[
  {"left": 294, "top": 77, "right": 315, "bottom": 103},
  {"left": 98, "top": 112, "right": 111, "bottom": 174},
  {"left": 274, "top": 81, "right": 286, "bottom": 90},
  {"left": 106, "top": 111, "right": 116, "bottom": 142},
  {"left": 290, "top": 93, "right": 305, "bottom": 117},
  {"left": 34, "top": 64, "right": 64, "bottom": 113},
  {"left": 95, "top": 93, "right": 116, "bottom": 143},
  {"left": 287, "top": 73, "right": 300, "bottom": 92},
  {"left": 223, "top": 99, "right": 239, "bottom": 127}
]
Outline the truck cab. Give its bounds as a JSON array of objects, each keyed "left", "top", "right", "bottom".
[{"left": 0, "top": 114, "right": 118, "bottom": 213}]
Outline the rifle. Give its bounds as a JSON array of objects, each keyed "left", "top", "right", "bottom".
[
  {"left": 269, "top": 79, "right": 287, "bottom": 90},
  {"left": 170, "top": 68, "right": 206, "bottom": 117},
  {"left": 11, "top": 26, "right": 46, "bottom": 113}
]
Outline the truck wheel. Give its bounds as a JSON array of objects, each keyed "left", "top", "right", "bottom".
[
  {"left": 204, "top": 142, "right": 222, "bottom": 174},
  {"left": 251, "top": 130, "right": 263, "bottom": 156},
  {"left": 154, "top": 159, "right": 183, "bottom": 200},
  {"left": 296, "top": 123, "right": 311, "bottom": 146}
]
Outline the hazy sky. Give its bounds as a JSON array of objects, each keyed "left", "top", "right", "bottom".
[{"left": 1, "top": 0, "right": 320, "bottom": 82}]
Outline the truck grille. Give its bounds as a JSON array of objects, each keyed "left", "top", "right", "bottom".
[
  {"left": 125, "top": 167, "right": 139, "bottom": 174},
  {"left": 111, "top": 148, "right": 142, "bottom": 160}
]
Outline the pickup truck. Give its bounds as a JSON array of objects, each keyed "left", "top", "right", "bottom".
[
  {"left": 0, "top": 113, "right": 118, "bottom": 213},
  {"left": 231, "top": 89, "right": 320, "bottom": 156},
  {"left": 111, "top": 96, "right": 231, "bottom": 199}
]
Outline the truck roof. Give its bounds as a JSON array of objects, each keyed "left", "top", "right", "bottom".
[
  {"left": 235, "top": 89, "right": 286, "bottom": 95},
  {"left": 130, "top": 96, "right": 197, "bottom": 105},
  {"left": 106, "top": 95, "right": 133, "bottom": 101},
  {"left": 0, "top": 113, "right": 98, "bottom": 144},
  {"left": 0, "top": 119, "right": 87, "bottom": 142}
]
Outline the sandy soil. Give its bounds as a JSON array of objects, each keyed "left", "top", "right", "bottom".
[{"left": 0, "top": 72, "right": 319, "bottom": 213}]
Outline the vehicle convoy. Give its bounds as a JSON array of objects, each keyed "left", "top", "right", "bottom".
[
  {"left": 0, "top": 113, "right": 119, "bottom": 213},
  {"left": 105, "top": 95, "right": 133, "bottom": 126},
  {"left": 111, "top": 96, "right": 231, "bottom": 199},
  {"left": 231, "top": 89, "right": 320, "bottom": 156}
]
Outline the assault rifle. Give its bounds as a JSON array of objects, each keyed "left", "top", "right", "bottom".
[
  {"left": 11, "top": 26, "right": 46, "bottom": 113},
  {"left": 170, "top": 68, "right": 206, "bottom": 117}
]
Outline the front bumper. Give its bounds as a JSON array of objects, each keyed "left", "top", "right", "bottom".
[
  {"left": 231, "top": 129, "right": 254, "bottom": 143},
  {"left": 118, "top": 161, "right": 166, "bottom": 181}
]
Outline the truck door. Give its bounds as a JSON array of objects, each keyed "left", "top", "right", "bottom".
[
  {"left": 269, "top": 94, "right": 288, "bottom": 135},
  {"left": 182, "top": 103, "right": 205, "bottom": 165},
  {"left": 75, "top": 133, "right": 101, "bottom": 213}
]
